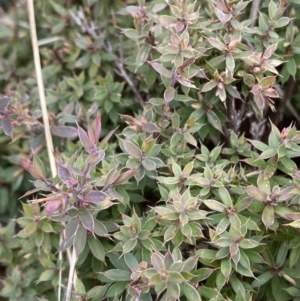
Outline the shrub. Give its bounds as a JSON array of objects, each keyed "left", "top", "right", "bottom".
[{"left": 1, "top": 1, "right": 300, "bottom": 301}]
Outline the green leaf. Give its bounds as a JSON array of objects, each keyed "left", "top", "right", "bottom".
[
  {"left": 203, "top": 199, "right": 226, "bottom": 212},
  {"left": 79, "top": 207, "right": 94, "bottom": 233},
  {"left": 87, "top": 285, "right": 108, "bottom": 299},
  {"left": 105, "top": 282, "right": 127, "bottom": 298},
  {"left": 182, "top": 282, "right": 202, "bottom": 301},
  {"left": 218, "top": 187, "right": 233, "bottom": 207},
  {"left": 122, "top": 140, "right": 142, "bottom": 158},
  {"left": 221, "top": 258, "right": 232, "bottom": 279},
  {"left": 101, "top": 269, "right": 131, "bottom": 282},
  {"left": 88, "top": 236, "right": 105, "bottom": 262},
  {"left": 207, "top": 37, "right": 227, "bottom": 51},
  {"left": 226, "top": 54, "right": 235, "bottom": 72},
  {"left": 286, "top": 57, "right": 296, "bottom": 77},
  {"left": 168, "top": 271, "right": 185, "bottom": 283},
  {"left": 74, "top": 226, "right": 87, "bottom": 256},
  {"left": 167, "top": 282, "right": 180, "bottom": 299},
  {"left": 123, "top": 239, "right": 137, "bottom": 254},
  {"left": 252, "top": 271, "right": 273, "bottom": 287},
  {"left": 38, "top": 270, "right": 54, "bottom": 282},
  {"left": 207, "top": 111, "right": 223, "bottom": 133},
  {"left": 262, "top": 205, "right": 274, "bottom": 229},
  {"left": 275, "top": 17, "right": 290, "bottom": 28},
  {"left": 124, "top": 253, "right": 139, "bottom": 270}
]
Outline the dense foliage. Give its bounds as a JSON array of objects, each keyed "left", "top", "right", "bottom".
[{"left": 1, "top": 0, "right": 300, "bottom": 300}]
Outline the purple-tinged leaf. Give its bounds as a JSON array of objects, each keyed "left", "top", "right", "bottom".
[
  {"left": 164, "top": 86, "right": 175, "bottom": 103},
  {"left": 58, "top": 163, "right": 71, "bottom": 181},
  {"left": 69, "top": 166, "right": 84, "bottom": 176},
  {"left": 51, "top": 126, "right": 78, "bottom": 138},
  {"left": 0, "top": 96, "right": 10, "bottom": 110},
  {"left": 74, "top": 226, "right": 87, "bottom": 256},
  {"left": 87, "top": 149, "right": 105, "bottom": 166},
  {"left": 77, "top": 124, "right": 93, "bottom": 153},
  {"left": 2, "top": 119, "right": 13, "bottom": 136},
  {"left": 142, "top": 122, "right": 161, "bottom": 132},
  {"left": 244, "top": 185, "right": 267, "bottom": 201},
  {"left": 79, "top": 207, "right": 94, "bottom": 233},
  {"left": 176, "top": 76, "right": 197, "bottom": 88},
  {"left": 148, "top": 61, "right": 172, "bottom": 78},
  {"left": 252, "top": 91, "right": 265, "bottom": 111},
  {"left": 214, "top": 6, "right": 232, "bottom": 24},
  {"left": 151, "top": 252, "right": 165, "bottom": 271},
  {"left": 85, "top": 190, "right": 107, "bottom": 204}
]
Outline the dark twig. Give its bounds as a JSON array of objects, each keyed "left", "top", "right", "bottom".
[
  {"left": 270, "top": 77, "right": 297, "bottom": 125},
  {"left": 70, "top": 8, "right": 145, "bottom": 107},
  {"left": 250, "top": 0, "right": 261, "bottom": 28}
]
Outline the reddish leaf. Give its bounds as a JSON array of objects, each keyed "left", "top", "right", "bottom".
[
  {"left": 93, "top": 114, "right": 102, "bottom": 142},
  {"left": 113, "top": 168, "right": 136, "bottom": 185},
  {"left": 87, "top": 124, "right": 95, "bottom": 145},
  {"left": 19, "top": 159, "right": 45, "bottom": 180}
]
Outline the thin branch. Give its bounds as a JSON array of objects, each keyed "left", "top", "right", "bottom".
[
  {"left": 250, "top": 0, "right": 261, "bottom": 28},
  {"left": 27, "top": 2, "right": 76, "bottom": 300},
  {"left": 71, "top": 8, "right": 145, "bottom": 107}
]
